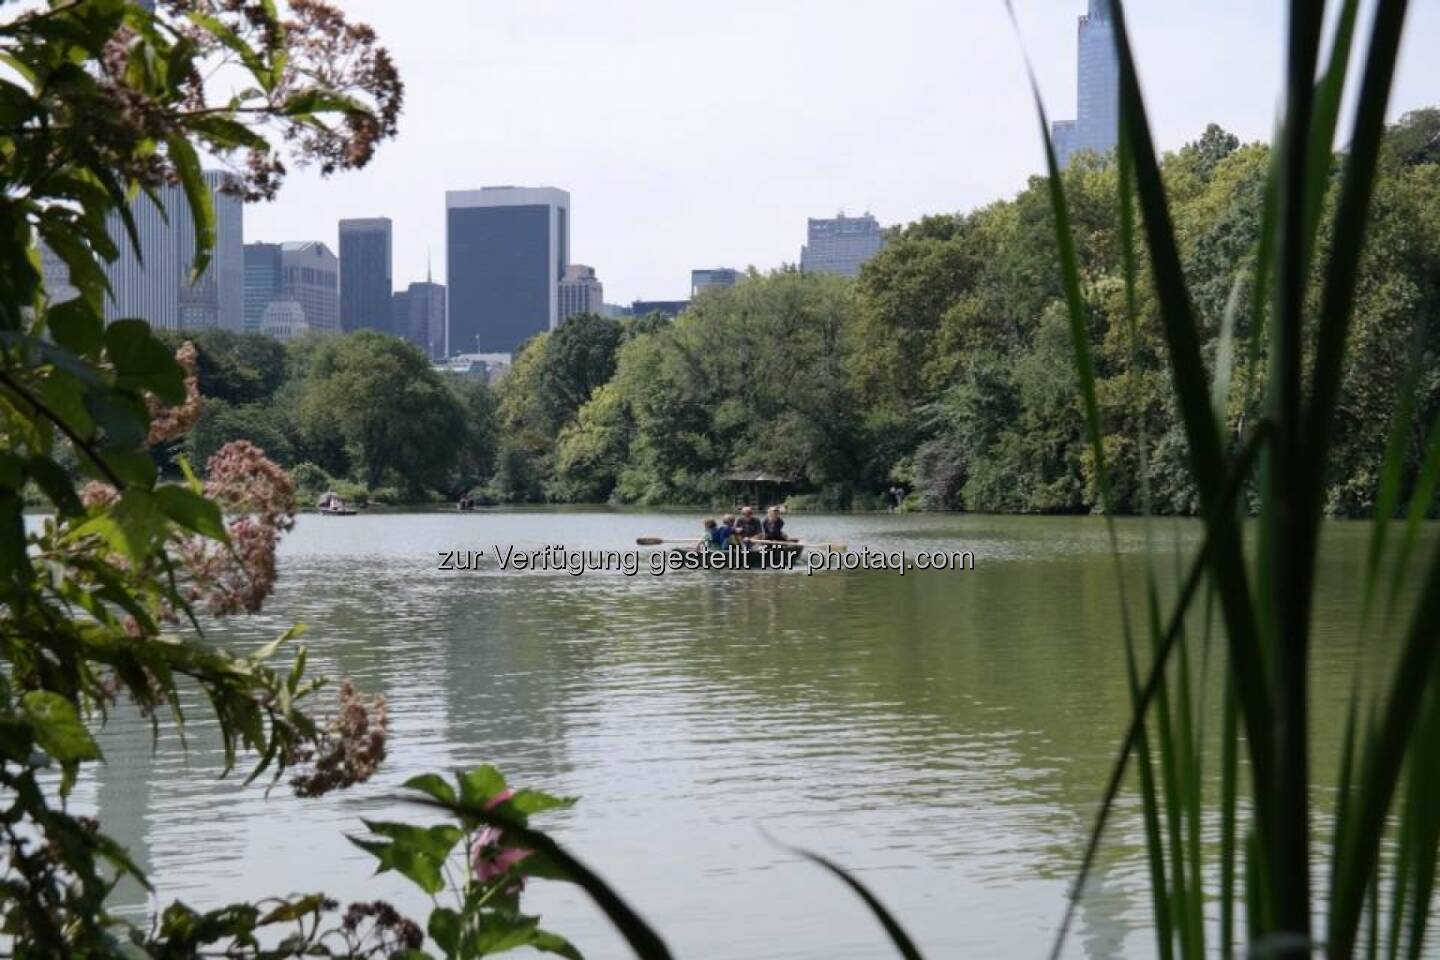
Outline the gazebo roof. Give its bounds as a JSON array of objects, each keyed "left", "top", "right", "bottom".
[{"left": 723, "top": 470, "right": 795, "bottom": 484}]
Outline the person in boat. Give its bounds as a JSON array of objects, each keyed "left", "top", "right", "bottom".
[
  {"left": 735, "top": 505, "right": 762, "bottom": 545},
  {"left": 715, "top": 514, "right": 741, "bottom": 550},
  {"left": 761, "top": 505, "right": 787, "bottom": 542},
  {"left": 700, "top": 518, "right": 722, "bottom": 551}
]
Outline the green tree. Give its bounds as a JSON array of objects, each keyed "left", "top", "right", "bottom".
[
  {"left": 297, "top": 331, "right": 464, "bottom": 496},
  {"left": 538, "top": 312, "right": 624, "bottom": 430}
]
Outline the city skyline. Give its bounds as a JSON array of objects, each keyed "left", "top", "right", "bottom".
[{"left": 237, "top": 0, "right": 1440, "bottom": 303}]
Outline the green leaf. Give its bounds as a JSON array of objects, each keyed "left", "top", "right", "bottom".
[
  {"left": 503, "top": 788, "right": 578, "bottom": 818},
  {"left": 21, "top": 691, "right": 101, "bottom": 766},
  {"left": 26, "top": 455, "right": 84, "bottom": 517},
  {"left": 402, "top": 772, "right": 457, "bottom": 806},
  {"left": 83, "top": 386, "right": 149, "bottom": 451},
  {"left": 69, "top": 488, "right": 167, "bottom": 562},
  {"left": 165, "top": 134, "right": 215, "bottom": 284},
  {"left": 258, "top": 893, "right": 328, "bottom": 925},
  {"left": 347, "top": 821, "right": 462, "bottom": 896},
  {"left": 458, "top": 765, "right": 509, "bottom": 809},
  {"left": 279, "top": 89, "right": 364, "bottom": 117},
  {"left": 155, "top": 485, "right": 227, "bottom": 541},
  {"left": 104, "top": 319, "right": 184, "bottom": 404},
  {"left": 361, "top": 820, "right": 463, "bottom": 862},
  {"left": 96, "top": 449, "right": 159, "bottom": 489},
  {"left": 47, "top": 298, "right": 105, "bottom": 357},
  {"left": 427, "top": 907, "right": 460, "bottom": 955}
]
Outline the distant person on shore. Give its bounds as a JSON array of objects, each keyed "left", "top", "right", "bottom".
[
  {"left": 888, "top": 485, "right": 906, "bottom": 512},
  {"left": 735, "top": 505, "right": 762, "bottom": 544},
  {"left": 761, "top": 505, "right": 787, "bottom": 541}
]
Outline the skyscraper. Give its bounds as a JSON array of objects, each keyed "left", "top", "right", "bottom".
[
  {"left": 278, "top": 241, "right": 339, "bottom": 333},
  {"left": 243, "top": 242, "right": 282, "bottom": 332},
  {"left": 392, "top": 280, "right": 446, "bottom": 360},
  {"left": 558, "top": 264, "right": 604, "bottom": 322},
  {"left": 800, "top": 213, "right": 884, "bottom": 278},
  {"left": 338, "top": 217, "right": 392, "bottom": 333},
  {"left": 445, "top": 186, "right": 569, "bottom": 357},
  {"left": 243, "top": 240, "right": 339, "bottom": 336},
  {"left": 102, "top": 170, "right": 244, "bottom": 331},
  {"left": 691, "top": 267, "right": 741, "bottom": 296},
  {"left": 1051, "top": 0, "right": 1119, "bottom": 169}
]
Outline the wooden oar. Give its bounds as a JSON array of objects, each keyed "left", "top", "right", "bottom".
[{"left": 635, "top": 537, "right": 702, "bottom": 546}]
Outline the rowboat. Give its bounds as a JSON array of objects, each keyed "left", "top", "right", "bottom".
[
  {"left": 317, "top": 491, "right": 357, "bottom": 516},
  {"left": 663, "top": 542, "right": 804, "bottom": 570}
]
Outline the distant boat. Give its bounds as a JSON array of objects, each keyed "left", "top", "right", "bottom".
[{"left": 317, "top": 491, "right": 357, "bottom": 516}]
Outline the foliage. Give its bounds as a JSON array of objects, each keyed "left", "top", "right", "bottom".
[
  {"left": 0, "top": 0, "right": 422, "bottom": 954},
  {"left": 295, "top": 331, "right": 465, "bottom": 496},
  {"left": 1010, "top": 0, "right": 1440, "bottom": 958},
  {"left": 350, "top": 766, "right": 582, "bottom": 960}
]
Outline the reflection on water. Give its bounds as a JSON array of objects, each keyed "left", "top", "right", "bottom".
[{"left": 73, "top": 511, "right": 1426, "bottom": 959}]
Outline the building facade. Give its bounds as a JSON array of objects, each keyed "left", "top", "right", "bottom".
[
  {"left": 243, "top": 242, "right": 283, "bottom": 332},
  {"left": 445, "top": 186, "right": 569, "bottom": 356},
  {"left": 279, "top": 241, "right": 339, "bottom": 333},
  {"left": 338, "top": 217, "right": 393, "bottom": 333},
  {"left": 800, "top": 213, "right": 884, "bottom": 278},
  {"left": 558, "top": 264, "right": 604, "bottom": 322},
  {"left": 1051, "top": 0, "right": 1118, "bottom": 169},
  {"left": 259, "top": 299, "right": 310, "bottom": 341},
  {"left": 392, "top": 280, "right": 446, "bottom": 360},
  {"left": 630, "top": 299, "right": 689, "bottom": 319},
  {"left": 691, "top": 267, "right": 741, "bottom": 296},
  {"left": 102, "top": 169, "right": 243, "bottom": 331}
]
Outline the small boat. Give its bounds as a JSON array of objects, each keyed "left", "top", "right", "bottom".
[{"left": 317, "top": 491, "right": 357, "bottom": 516}]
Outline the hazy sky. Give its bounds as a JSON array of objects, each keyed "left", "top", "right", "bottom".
[{"left": 243, "top": 1, "right": 1440, "bottom": 304}]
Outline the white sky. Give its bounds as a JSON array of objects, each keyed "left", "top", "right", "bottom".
[{"left": 242, "top": 0, "right": 1440, "bottom": 304}]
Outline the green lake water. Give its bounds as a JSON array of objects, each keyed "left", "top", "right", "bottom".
[{"left": 75, "top": 510, "right": 1432, "bottom": 958}]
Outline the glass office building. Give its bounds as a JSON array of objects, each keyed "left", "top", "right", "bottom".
[
  {"left": 445, "top": 186, "right": 569, "bottom": 357},
  {"left": 339, "top": 217, "right": 393, "bottom": 333},
  {"left": 1051, "top": 0, "right": 1119, "bottom": 169}
]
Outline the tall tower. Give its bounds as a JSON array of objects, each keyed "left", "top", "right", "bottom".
[
  {"left": 444, "top": 186, "right": 569, "bottom": 357},
  {"left": 1050, "top": 0, "right": 1119, "bottom": 170},
  {"left": 102, "top": 170, "right": 244, "bottom": 331},
  {"left": 338, "top": 217, "right": 393, "bottom": 333}
]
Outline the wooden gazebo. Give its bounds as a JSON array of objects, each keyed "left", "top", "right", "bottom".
[{"left": 724, "top": 470, "right": 796, "bottom": 509}]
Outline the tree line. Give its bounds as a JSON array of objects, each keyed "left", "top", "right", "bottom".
[{"left": 188, "top": 112, "right": 1440, "bottom": 515}]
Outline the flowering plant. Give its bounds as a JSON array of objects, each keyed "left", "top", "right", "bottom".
[{"left": 349, "top": 767, "right": 581, "bottom": 959}]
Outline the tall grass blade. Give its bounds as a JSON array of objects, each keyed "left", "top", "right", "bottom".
[
  {"left": 765, "top": 836, "right": 925, "bottom": 960},
  {"left": 1360, "top": 322, "right": 1426, "bottom": 623},
  {"left": 1305, "top": 0, "right": 1409, "bottom": 487},
  {"left": 1386, "top": 417, "right": 1440, "bottom": 618},
  {"left": 1329, "top": 531, "right": 1440, "bottom": 956},
  {"left": 1107, "top": 0, "right": 1276, "bottom": 872},
  {"left": 1044, "top": 424, "right": 1271, "bottom": 960}
]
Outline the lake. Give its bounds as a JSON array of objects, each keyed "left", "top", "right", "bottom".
[{"left": 74, "top": 510, "right": 1426, "bottom": 959}]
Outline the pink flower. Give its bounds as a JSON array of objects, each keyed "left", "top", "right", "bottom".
[
  {"left": 484, "top": 788, "right": 514, "bottom": 811},
  {"left": 468, "top": 814, "right": 531, "bottom": 884}
]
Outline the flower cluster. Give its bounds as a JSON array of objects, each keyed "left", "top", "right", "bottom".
[
  {"left": 469, "top": 788, "right": 532, "bottom": 890},
  {"left": 337, "top": 900, "right": 423, "bottom": 953},
  {"left": 146, "top": 341, "right": 204, "bottom": 446},
  {"left": 179, "top": 440, "right": 297, "bottom": 615},
  {"left": 288, "top": 679, "right": 388, "bottom": 798}
]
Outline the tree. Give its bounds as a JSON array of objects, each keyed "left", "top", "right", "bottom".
[
  {"left": 297, "top": 332, "right": 465, "bottom": 496},
  {"left": 0, "top": 0, "right": 409, "bottom": 953},
  {"left": 537, "top": 312, "right": 624, "bottom": 430}
]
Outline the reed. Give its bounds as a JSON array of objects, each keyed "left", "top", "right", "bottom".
[
  {"left": 1021, "top": 0, "right": 1440, "bottom": 957},
  {"left": 412, "top": 5, "right": 1439, "bottom": 956}
]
